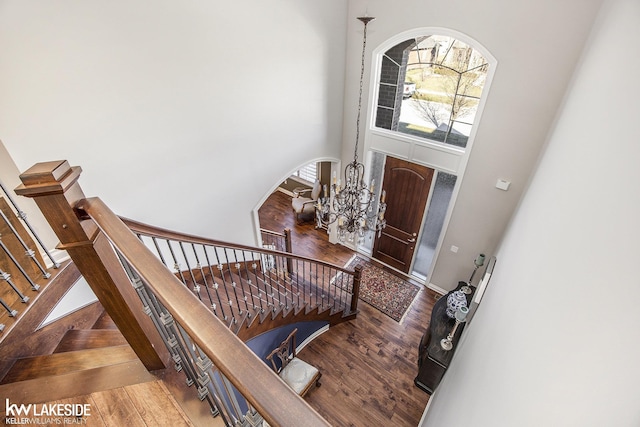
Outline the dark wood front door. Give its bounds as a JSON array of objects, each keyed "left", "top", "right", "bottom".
[{"left": 372, "top": 157, "right": 434, "bottom": 273}]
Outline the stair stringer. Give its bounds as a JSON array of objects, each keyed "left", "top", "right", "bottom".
[
  {"left": 0, "top": 346, "right": 156, "bottom": 410},
  {"left": 235, "top": 301, "right": 357, "bottom": 342},
  {"left": 0, "top": 261, "right": 106, "bottom": 380}
]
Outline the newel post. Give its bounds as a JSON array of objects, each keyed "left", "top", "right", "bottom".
[
  {"left": 284, "top": 228, "right": 293, "bottom": 275},
  {"left": 351, "top": 264, "right": 363, "bottom": 313},
  {"left": 15, "top": 160, "right": 168, "bottom": 370}
]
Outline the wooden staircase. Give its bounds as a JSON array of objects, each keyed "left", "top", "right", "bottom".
[
  {"left": 0, "top": 310, "right": 156, "bottom": 407},
  {"left": 179, "top": 264, "right": 358, "bottom": 341},
  {"left": 2, "top": 163, "right": 359, "bottom": 427}
]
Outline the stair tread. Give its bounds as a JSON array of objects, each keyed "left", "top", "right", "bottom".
[
  {"left": 0, "top": 358, "right": 156, "bottom": 409},
  {"left": 92, "top": 310, "right": 118, "bottom": 329},
  {"left": 54, "top": 329, "right": 127, "bottom": 353},
  {"left": 0, "top": 345, "right": 138, "bottom": 384}
]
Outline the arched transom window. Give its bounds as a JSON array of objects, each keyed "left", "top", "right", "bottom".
[{"left": 374, "top": 35, "right": 489, "bottom": 150}]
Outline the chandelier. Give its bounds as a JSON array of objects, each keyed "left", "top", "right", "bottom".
[{"left": 316, "top": 16, "right": 387, "bottom": 243}]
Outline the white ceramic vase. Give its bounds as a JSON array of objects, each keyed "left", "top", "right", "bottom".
[{"left": 446, "top": 290, "right": 467, "bottom": 319}]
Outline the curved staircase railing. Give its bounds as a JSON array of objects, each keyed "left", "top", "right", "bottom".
[
  {"left": 15, "top": 160, "right": 361, "bottom": 427},
  {"left": 122, "top": 217, "right": 361, "bottom": 337},
  {"left": 259, "top": 227, "right": 291, "bottom": 255}
]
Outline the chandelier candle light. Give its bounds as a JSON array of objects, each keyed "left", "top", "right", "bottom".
[
  {"left": 440, "top": 305, "right": 469, "bottom": 351},
  {"left": 461, "top": 253, "right": 486, "bottom": 294},
  {"left": 316, "top": 16, "right": 387, "bottom": 243}
]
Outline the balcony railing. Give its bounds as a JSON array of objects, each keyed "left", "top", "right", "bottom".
[{"left": 0, "top": 179, "right": 61, "bottom": 332}]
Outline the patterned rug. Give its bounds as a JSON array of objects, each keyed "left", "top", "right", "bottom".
[{"left": 346, "top": 255, "right": 420, "bottom": 322}]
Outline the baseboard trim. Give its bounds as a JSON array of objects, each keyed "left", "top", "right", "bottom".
[
  {"left": 43, "top": 248, "right": 70, "bottom": 269},
  {"left": 277, "top": 187, "right": 294, "bottom": 197},
  {"left": 426, "top": 282, "right": 448, "bottom": 297},
  {"left": 418, "top": 389, "right": 436, "bottom": 426},
  {"left": 297, "top": 324, "right": 329, "bottom": 352}
]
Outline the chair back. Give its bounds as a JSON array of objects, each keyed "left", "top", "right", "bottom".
[
  {"left": 311, "top": 180, "right": 321, "bottom": 200},
  {"left": 266, "top": 328, "right": 299, "bottom": 373}
]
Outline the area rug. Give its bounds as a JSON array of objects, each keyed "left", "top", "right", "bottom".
[{"left": 345, "top": 255, "right": 420, "bottom": 323}]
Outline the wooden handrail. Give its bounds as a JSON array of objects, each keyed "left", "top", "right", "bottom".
[
  {"left": 124, "top": 217, "right": 354, "bottom": 275},
  {"left": 259, "top": 228, "right": 286, "bottom": 238},
  {"left": 16, "top": 161, "right": 330, "bottom": 426},
  {"left": 82, "top": 198, "right": 330, "bottom": 426}
]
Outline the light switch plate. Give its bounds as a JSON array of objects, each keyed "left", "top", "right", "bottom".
[{"left": 496, "top": 179, "right": 511, "bottom": 191}]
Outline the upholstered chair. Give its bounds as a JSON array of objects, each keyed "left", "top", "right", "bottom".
[
  {"left": 265, "top": 328, "right": 321, "bottom": 397},
  {"left": 291, "top": 179, "right": 321, "bottom": 223}
]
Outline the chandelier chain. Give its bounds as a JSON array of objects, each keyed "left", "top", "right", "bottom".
[{"left": 354, "top": 18, "right": 371, "bottom": 163}]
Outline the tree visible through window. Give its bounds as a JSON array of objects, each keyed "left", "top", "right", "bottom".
[{"left": 375, "top": 35, "right": 489, "bottom": 149}]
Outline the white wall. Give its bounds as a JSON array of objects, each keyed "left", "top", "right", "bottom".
[
  {"left": 345, "top": 0, "right": 603, "bottom": 289},
  {"left": 0, "top": 0, "right": 608, "bottom": 292},
  {"left": 0, "top": 0, "right": 347, "bottom": 244},
  {"left": 422, "top": 0, "right": 640, "bottom": 425},
  {"left": 0, "top": 140, "right": 62, "bottom": 263}
]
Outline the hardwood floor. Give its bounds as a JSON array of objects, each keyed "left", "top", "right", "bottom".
[
  {"left": 1, "top": 190, "right": 436, "bottom": 427},
  {"left": 258, "top": 189, "right": 355, "bottom": 265},
  {"left": 258, "top": 190, "right": 438, "bottom": 427},
  {"left": 2, "top": 380, "right": 194, "bottom": 426}
]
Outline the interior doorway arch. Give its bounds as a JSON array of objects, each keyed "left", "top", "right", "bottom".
[{"left": 251, "top": 158, "right": 340, "bottom": 248}]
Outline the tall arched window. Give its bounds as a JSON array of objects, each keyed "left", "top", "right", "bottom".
[
  {"left": 364, "top": 30, "right": 495, "bottom": 281},
  {"left": 374, "top": 35, "right": 489, "bottom": 149}
]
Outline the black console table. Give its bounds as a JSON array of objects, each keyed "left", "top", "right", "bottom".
[{"left": 415, "top": 281, "right": 474, "bottom": 394}]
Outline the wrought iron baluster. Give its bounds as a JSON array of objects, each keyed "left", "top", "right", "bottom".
[
  {"left": 0, "top": 235, "right": 39, "bottom": 291},
  {"left": 0, "top": 269, "right": 29, "bottom": 303},
  {"left": 311, "top": 261, "right": 319, "bottom": 308},
  {"left": 338, "top": 266, "right": 345, "bottom": 311},
  {"left": 323, "top": 262, "right": 330, "bottom": 311},
  {"left": 0, "top": 295, "right": 17, "bottom": 317},
  {"left": 203, "top": 247, "right": 228, "bottom": 322},
  {"left": 178, "top": 242, "right": 203, "bottom": 301},
  {"left": 117, "top": 251, "right": 230, "bottom": 422},
  {"left": 222, "top": 248, "right": 245, "bottom": 316},
  {"left": 118, "top": 257, "right": 182, "bottom": 367},
  {"left": 246, "top": 252, "right": 265, "bottom": 314},
  {"left": 239, "top": 250, "right": 257, "bottom": 313},
  {"left": 296, "top": 260, "right": 304, "bottom": 309},
  {"left": 269, "top": 254, "right": 284, "bottom": 311},
  {"left": 0, "top": 210, "right": 50, "bottom": 278},
  {"left": 0, "top": 180, "right": 59, "bottom": 268},
  {"left": 165, "top": 239, "right": 190, "bottom": 288},
  {"left": 191, "top": 243, "right": 219, "bottom": 317},
  {"left": 151, "top": 237, "right": 169, "bottom": 267},
  {"left": 175, "top": 324, "right": 220, "bottom": 411},
  {"left": 233, "top": 252, "right": 250, "bottom": 314},
  {"left": 219, "top": 370, "right": 245, "bottom": 421},
  {"left": 211, "top": 246, "right": 237, "bottom": 324},
  {"left": 258, "top": 252, "right": 277, "bottom": 312}
]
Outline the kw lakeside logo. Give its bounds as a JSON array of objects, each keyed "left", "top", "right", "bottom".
[{"left": 4, "top": 399, "right": 91, "bottom": 425}]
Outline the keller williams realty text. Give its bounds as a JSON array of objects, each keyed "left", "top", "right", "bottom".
[{"left": 5, "top": 399, "right": 91, "bottom": 418}]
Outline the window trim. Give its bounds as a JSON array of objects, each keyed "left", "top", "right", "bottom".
[
  {"left": 365, "top": 26, "right": 497, "bottom": 176},
  {"left": 372, "top": 33, "right": 490, "bottom": 152},
  {"left": 290, "top": 162, "right": 318, "bottom": 185},
  {"left": 360, "top": 27, "right": 497, "bottom": 282}
]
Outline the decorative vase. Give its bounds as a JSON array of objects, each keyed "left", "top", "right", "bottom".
[{"left": 446, "top": 290, "right": 467, "bottom": 319}]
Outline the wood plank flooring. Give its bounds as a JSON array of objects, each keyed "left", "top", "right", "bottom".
[
  {"left": 1, "top": 380, "right": 194, "bottom": 426},
  {"left": 2, "top": 190, "right": 437, "bottom": 427},
  {"left": 258, "top": 190, "right": 438, "bottom": 427},
  {"left": 258, "top": 190, "right": 355, "bottom": 265}
]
